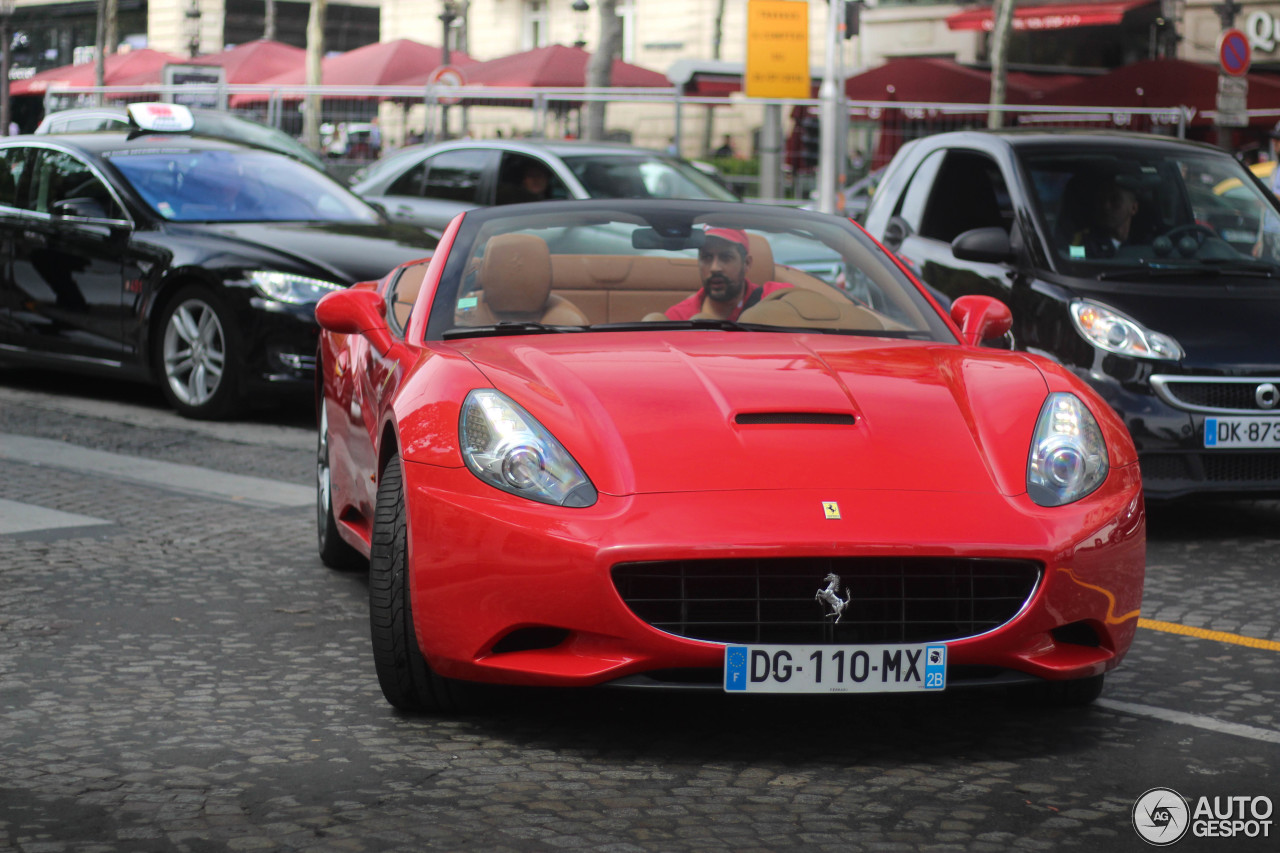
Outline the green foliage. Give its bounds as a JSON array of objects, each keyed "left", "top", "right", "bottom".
[{"left": 706, "top": 157, "right": 759, "bottom": 176}]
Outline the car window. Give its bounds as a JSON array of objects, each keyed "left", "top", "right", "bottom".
[
  {"left": 561, "top": 154, "right": 738, "bottom": 201},
  {"left": 1018, "top": 146, "right": 1280, "bottom": 273},
  {"left": 422, "top": 149, "right": 490, "bottom": 203},
  {"left": 428, "top": 204, "right": 953, "bottom": 341},
  {"left": 496, "top": 153, "right": 571, "bottom": 204},
  {"left": 109, "top": 148, "right": 381, "bottom": 224},
  {"left": 0, "top": 147, "right": 28, "bottom": 208},
  {"left": 386, "top": 261, "right": 431, "bottom": 335},
  {"left": 918, "top": 151, "right": 1011, "bottom": 243},
  {"left": 29, "top": 149, "right": 123, "bottom": 219},
  {"left": 894, "top": 148, "right": 946, "bottom": 233}
]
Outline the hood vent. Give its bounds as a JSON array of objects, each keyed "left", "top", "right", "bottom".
[{"left": 735, "top": 412, "right": 856, "bottom": 426}]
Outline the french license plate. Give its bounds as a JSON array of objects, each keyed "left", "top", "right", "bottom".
[
  {"left": 1204, "top": 417, "right": 1280, "bottom": 449},
  {"left": 723, "top": 643, "right": 946, "bottom": 694}
]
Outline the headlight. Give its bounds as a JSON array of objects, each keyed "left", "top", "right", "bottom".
[
  {"left": 1070, "top": 299, "right": 1183, "bottom": 360},
  {"left": 459, "top": 389, "right": 597, "bottom": 507},
  {"left": 1027, "top": 392, "right": 1109, "bottom": 507},
  {"left": 248, "top": 271, "right": 345, "bottom": 305}
]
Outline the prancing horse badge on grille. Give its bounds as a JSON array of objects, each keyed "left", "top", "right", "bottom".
[{"left": 815, "top": 572, "right": 850, "bottom": 623}]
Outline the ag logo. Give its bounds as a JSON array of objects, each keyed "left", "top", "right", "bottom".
[{"left": 1132, "top": 787, "right": 1189, "bottom": 846}]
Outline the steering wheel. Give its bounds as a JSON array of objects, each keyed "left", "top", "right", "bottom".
[{"left": 1154, "top": 223, "right": 1217, "bottom": 257}]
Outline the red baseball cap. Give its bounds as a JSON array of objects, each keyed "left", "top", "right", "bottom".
[{"left": 703, "top": 227, "right": 750, "bottom": 250}]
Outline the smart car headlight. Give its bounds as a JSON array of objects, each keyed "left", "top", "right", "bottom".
[
  {"left": 1070, "top": 299, "right": 1183, "bottom": 360},
  {"left": 248, "top": 270, "right": 345, "bottom": 305},
  {"left": 459, "top": 389, "right": 597, "bottom": 507},
  {"left": 1027, "top": 392, "right": 1109, "bottom": 507}
]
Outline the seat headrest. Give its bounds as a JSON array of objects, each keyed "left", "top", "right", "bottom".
[
  {"left": 477, "top": 233, "right": 552, "bottom": 314},
  {"left": 746, "top": 232, "right": 775, "bottom": 283}
]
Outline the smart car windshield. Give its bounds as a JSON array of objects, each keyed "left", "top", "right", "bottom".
[
  {"left": 428, "top": 201, "right": 954, "bottom": 342},
  {"left": 108, "top": 148, "right": 382, "bottom": 223},
  {"left": 560, "top": 154, "right": 739, "bottom": 201},
  {"left": 1020, "top": 145, "right": 1280, "bottom": 277}
]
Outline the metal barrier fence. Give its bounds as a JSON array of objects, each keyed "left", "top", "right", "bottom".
[{"left": 38, "top": 83, "right": 1222, "bottom": 199}]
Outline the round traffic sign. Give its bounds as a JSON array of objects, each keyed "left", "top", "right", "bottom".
[
  {"left": 426, "top": 64, "right": 466, "bottom": 105},
  {"left": 1219, "top": 28, "right": 1252, "bottom": 77}
]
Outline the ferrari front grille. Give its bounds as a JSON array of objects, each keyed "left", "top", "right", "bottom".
[{"left": 612, "top": 557, "right": 1042, "bottom": 645}]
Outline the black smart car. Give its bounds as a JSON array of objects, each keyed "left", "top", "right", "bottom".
[
  {"left": 863, "top": 130, "right": 1280, "bottom": 500},
  {"left": 0, "top": 132, "right": 437, "bottom": 418}
]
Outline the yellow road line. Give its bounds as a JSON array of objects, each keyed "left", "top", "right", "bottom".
[{"left": 1139, "top": 618, "right": 1280, "bottom": 652}]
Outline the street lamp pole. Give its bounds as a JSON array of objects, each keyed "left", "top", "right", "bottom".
[
  {"left": 0, "top": 0, "right": 13, "bottom": 136},
  {"left": 439, "top": 0, "right": 457, "bottom": 138}
]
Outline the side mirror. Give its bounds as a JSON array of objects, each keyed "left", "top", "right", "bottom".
[
  {"left": 951, "top": 295, "right": 1013, "bottom": 346},
  {"left": 315, "top": 287, "right": 394, "bottom": 355},
  {"left": 53, "top": 197, "right": 110, "bottom": 220},
  {"left": 951, "top": 226, "right": 1013, "bottom": 264}
]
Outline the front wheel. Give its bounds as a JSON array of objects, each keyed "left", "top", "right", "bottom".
[
  {"left": 156, "top": 285, "right": 241, "bottom": 419},
  {"left": 368, "top": 455, "right": 476, "bottom": 713}
]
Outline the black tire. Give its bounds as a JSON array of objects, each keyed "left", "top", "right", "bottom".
[
  {"left": 316, "top": 397, "right": 365, "bottom": 571},
  {"left": 1011, "top": 673, "right": 1105, "bottom": 708},
  {"left": 369, "top": 455, "right": 476, "bottom": 713},
  {"left": 155, "top": 284, "right": 242, "bottom": 419}
]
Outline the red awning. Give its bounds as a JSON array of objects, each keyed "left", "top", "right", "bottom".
[{"left": 947, "top": 1, "right": 1153, "bottom": 32}]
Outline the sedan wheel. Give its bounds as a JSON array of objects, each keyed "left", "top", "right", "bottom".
[
  {"left": 158, "top": 286, "right": 241, "bottom": 419},
  {"left": 369, "top": 455, "right": 476, "bottom": 713},
  {"left": 317, "top": 398, "right": 365, "bottom": 571}
]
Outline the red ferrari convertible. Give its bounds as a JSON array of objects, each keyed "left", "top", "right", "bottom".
[{"left": 314, "top": 199, "right": 1145, "bottom": 712}]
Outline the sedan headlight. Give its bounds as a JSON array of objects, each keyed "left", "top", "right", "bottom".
[
  {"left": 248, "top": 270, "right": 345, "bottom": 305},
  {"left": 459, "top": 389, "right": 597, "bottom": 507},
  {"left": 1027, "top": 393, "right": 1109, "bottom": 507},
  {"left": 1070, "top": 299, "right": 1183, "bottom": 360}
]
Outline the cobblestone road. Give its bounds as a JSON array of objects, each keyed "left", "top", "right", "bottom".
[{"left": 1, "top": 373, "right": 1278, "bottom": 852}]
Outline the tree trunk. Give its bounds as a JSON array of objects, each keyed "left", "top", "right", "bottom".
[
  {"left": 988, "top": 0, "right": 1015, "bottom": 129},
  {"left": 584, "top": 0, "right": 621, "bottom": 141},
  {"left": 304, "top": 0, "right": 327, "bottom": 152}
]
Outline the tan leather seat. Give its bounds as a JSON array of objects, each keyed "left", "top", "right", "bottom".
[
  {"left": 465, "top": 234, "right": 588, "bottom": 326},
  {"left": 746, "top": 232, "right": 776, "bottom": 283},
  {"left": 739, "top": 287, "right": 886, "bottom": 331}
]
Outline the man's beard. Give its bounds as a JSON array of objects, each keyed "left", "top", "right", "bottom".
[{"left": 705, "top": 275, "right": 744, "bottom": 303}]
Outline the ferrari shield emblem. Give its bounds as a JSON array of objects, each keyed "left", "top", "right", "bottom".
[{"left": 822, "top": 501, "right": 841, "bottom": 520}]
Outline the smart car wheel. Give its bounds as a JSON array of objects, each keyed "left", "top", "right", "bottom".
[
  {"left": 157, "top": 285, "right": 241, "bottom": 419},
  {"left": 316, "top": 398, "right": 365, "bottom": 571},
  {"left": 369, "top": 455, "right": 475, "bottom": 713}
]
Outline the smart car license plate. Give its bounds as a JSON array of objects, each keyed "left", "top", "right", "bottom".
[
  {"left": 1204, "top": 417, "right": 1280, "bottom": 449},
  {"left": 723, "top": 644, "right": 946, "bottom": 694}
]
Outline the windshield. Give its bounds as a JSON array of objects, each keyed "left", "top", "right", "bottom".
[
  {"left": 108, "top": 148, "right": 382, "bottom": 224},
  {"left": 560, "top": 154, "right": 739, "bottom": 201},
  {"left": 1020, "top": 145, "right": 1280, "bottom": 275},
  {"left": 427, "top": 202, "right": 954, "bottom": 342}
]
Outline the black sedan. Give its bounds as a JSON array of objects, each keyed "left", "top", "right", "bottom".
[
  {"left": 0, "top": 133, "right": 437, "bottom": 418},
  {"left": 863, "top": 130, "right": 1280, "bottom": 500}
]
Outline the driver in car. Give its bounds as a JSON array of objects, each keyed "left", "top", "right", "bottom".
[
  {"left": 1071, "top": 176, "right": 1140, "bottom": 258},
  {"left": 664, "top": 227, "right": 790, "bottom": 320}
]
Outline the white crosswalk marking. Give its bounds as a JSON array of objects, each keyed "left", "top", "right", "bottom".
[
  {"left": 0, "top": 498, "right": 111, "bottom": 535},
  {"left": 0, "top": 433, "right": 313, "bottom": 520}
]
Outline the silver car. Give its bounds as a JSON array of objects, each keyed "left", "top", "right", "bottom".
[{"left": 349, "top": 139, "right": 739, "bottom": 232}]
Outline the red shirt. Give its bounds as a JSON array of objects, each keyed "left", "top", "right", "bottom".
[{"left": 664, "top": 280, "right": 791, "bottom": 321}]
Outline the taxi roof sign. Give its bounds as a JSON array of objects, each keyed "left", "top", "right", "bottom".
[{"left": 126, "top": 102, "right": 196, "bottom": 133}]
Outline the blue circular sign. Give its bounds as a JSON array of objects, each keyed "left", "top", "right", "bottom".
[{"left": 1220, "top": 28, "right": 1252, "bottom": 77}]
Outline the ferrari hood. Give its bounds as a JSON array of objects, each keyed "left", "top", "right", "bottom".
[{"left": 449, "top": 332, "right": 1049, "bottom": 497}]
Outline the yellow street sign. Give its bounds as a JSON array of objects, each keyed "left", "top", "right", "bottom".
[{"left": 746, "top": 0, "right": 811, "bottom": 99}]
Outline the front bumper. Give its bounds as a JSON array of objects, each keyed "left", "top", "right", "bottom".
[
  {"left": 1073, "top": 368, "right": 1280, "bottom": 500},
  {"left": 403, "top": 462, "right": 1145, "bottom": 690}
]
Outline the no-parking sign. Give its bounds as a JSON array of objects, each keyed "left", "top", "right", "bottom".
[{"left": 1219, "top": 28, "right": 1252, "bottom": 77}]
